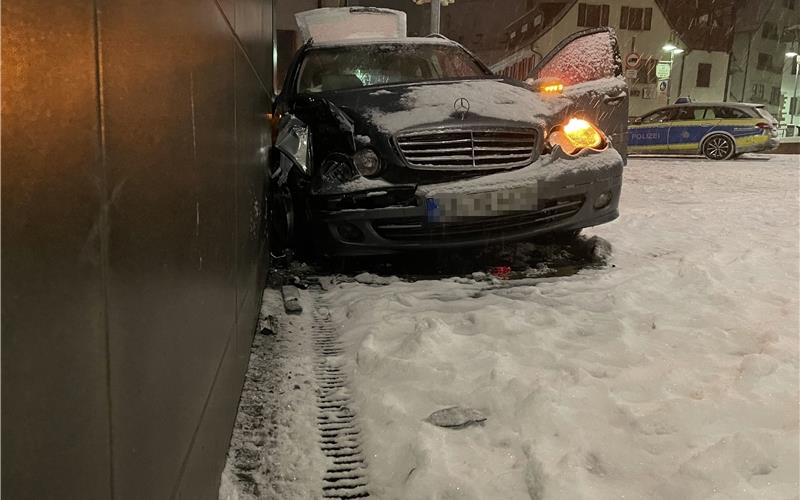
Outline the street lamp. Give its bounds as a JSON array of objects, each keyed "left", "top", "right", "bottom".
[{"left": 661, "top": 43, "right": 685, "bottom": 103}]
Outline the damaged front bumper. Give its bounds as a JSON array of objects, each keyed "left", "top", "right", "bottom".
[{"left": 312, "top": 148, "right": 624, "bottom": 256}]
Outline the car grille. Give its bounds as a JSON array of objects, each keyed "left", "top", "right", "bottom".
[
  {"left": 372, "top": 196, "right": 583, "bottom": 242},
  {"left": 395, "top": 128, "right": 538, "bottom": 171}
]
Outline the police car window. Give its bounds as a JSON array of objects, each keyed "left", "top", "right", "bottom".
[
  {"left": 642, "top": 109, "right": 673, "bottom": 123},
  {"left": 672, "top": 107, "right": 695, "bottom": 121},
  {"left": 714, "top": 107, "right": 750, "bottom": 119},
  {"left": 692, "top": 108, "right": 706, "bottom": 120}
]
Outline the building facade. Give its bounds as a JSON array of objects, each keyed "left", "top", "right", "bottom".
[
  {"left": 491, "top": 0, "right": 732, "bottom": 116},
  {"left": 728, "top": 0, "right": 800, "bottom": 119}
]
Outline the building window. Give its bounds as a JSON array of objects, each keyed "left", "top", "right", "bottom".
[
  {"left": 534, "top": 14, "right": 543, "bottom": 27},
  {"left": 770, "top": 87, "right": 782, "bottom": 105},
  {"left": 620, "top": 6, "right": 653, "bottom": 30},
  {"left": 578, "top": 3, "right": 610, "bottom": 27},
  {"left": 696, "top": 63, "right": 712, "bottom": 87},
  {"left": 757, "top": 53, "right": 772, "bottom": 70},
  {"left": 521, "top": 23, "right": 529, "bottom": 33},
  {"left": 761, "top": 22, "right": 779, "bottom": 40},
  {"left": 784, "top": 0, "right": 795, "bottom": 9},
  {"left": 752, "top": 83, "right": 765, "bottom": 99}
]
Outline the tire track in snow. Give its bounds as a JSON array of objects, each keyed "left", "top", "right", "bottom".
[{"left": 312, "top": 289, "right": 371, "bottom": 499}]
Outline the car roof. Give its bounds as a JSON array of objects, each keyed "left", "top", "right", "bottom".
[
  {"left": 661, "top": 102, "right": 762, "bottom": 109},
  {"left": 310, "top": 37, "right": 460, "bottom": 49}
]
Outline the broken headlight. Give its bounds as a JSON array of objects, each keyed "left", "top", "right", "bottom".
[
  {"left": 320, "top": 153, "right": 359, "bottom": 188},
  {"left": 275, "top": 115, "right": 311, "bottom": 172}
]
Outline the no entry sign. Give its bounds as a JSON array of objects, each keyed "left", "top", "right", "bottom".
[{"left": 626, "top": 52, "right": 641, "bottom": 69}]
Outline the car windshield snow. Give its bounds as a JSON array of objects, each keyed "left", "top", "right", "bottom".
[{"left": 296, "top": 44, "right": 489, "bottom": 93}]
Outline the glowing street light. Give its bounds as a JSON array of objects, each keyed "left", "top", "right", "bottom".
[
  {"left": 787, "top": 51, "right": 799, "bottom": 58},
  {"left": 662, "top": 43, "right": 677, "bottom": 52},
  {"left": 672, "top": 48, "right": 685, "bottom": 55}
]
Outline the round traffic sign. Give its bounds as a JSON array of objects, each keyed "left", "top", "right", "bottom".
[{"left": 626, "top": 52, "right": 641, "bottom": 69}]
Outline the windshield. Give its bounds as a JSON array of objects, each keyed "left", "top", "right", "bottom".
[{"left": 297, "top": 44, "right": 489, "bottom": 93}]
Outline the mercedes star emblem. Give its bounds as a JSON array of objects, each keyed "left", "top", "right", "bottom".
[{"left": 454, "top": 97, "right": 470, "bottom": 120}]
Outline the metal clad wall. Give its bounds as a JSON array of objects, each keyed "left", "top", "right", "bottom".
[
  {"left": 1, "top": 1, "right": 113, "bottom": 498},
  {"left": 1, "top": 0, "right": 273, "bottom": 498}
]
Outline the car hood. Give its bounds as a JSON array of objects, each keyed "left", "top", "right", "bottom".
[{"left": 318, "top": 78, "right": 568, "bottom": 135}]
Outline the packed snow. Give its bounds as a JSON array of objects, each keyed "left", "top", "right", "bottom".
[{"left": 318, "top": 155, "right": 799, "bottom": 499}]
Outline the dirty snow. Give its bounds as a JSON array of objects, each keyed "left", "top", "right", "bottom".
[
  {"left": 220, "top": 290, "right": 323, "bottom": 500},
  {"left": 320, "top": 155, "right": 800, "bottom": 499}
]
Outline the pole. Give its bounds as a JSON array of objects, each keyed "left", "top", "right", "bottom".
[
  {"left": 792, "top": 57, "right": 799, "bottom": 126},
  {"left": 431, "top": 0, "right": 441, "bottom": 35},
  {"left": 666, "top": 52, "right": 673, "bottom": 104}
]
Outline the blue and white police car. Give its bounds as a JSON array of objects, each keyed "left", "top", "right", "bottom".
[{"left": 628, "top": 102, "right": 780, "bottom": 160}]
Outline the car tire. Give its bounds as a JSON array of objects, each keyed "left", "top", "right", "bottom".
[
  {"left": 702, "top": 135, "right": 735, "bottom": 160},
  {"left": 269, "top": 183, "right": 295, "bottom": 253}
]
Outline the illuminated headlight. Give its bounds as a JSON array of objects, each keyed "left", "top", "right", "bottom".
[
  {"left": 353, "top": 149, "right": 381, "bottom": 177},
  {"left": 547, "top": 118, "right": 607, "bottom": 155}
]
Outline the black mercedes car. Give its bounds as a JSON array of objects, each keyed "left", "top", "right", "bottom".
[{"left": 270, "top": 22, "right": 628, "bottom": 256}]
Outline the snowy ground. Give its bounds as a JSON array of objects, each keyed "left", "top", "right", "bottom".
[{"left": 222, "top": 155, "right": 799, "bottom": 500}]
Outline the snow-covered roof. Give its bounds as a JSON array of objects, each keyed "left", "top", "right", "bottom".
[{"left": 296, "top": 7, "right": 407, "bottom": 44}]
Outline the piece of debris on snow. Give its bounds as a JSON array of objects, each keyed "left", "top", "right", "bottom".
[
  {"left": 319, "top": 276, "right": 336, "bottom": 291},
  {"left": 259, "top": 315, "right": 278, "bottom": 336},
  {"left": 425, "top": 406, "right": 487, "bottom": 429},
  {"left": 587, "top": 235, "right": 613, "bottom": 262},
  {"left": 354, "top": 272, "right": 400, "bottom": 285},
  {"left": 281, "top": 285, "right": 302, "bottom": 314}
]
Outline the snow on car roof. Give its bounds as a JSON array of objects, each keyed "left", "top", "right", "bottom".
[
  {"left": 296, "top": 7, "right": 407, "bottom": 44},
  {"left": 311, "top": 37, "right": 459, "bottom": 49}
]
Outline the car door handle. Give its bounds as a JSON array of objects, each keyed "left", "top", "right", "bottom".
[{"left": 603, "top": 93, "right": 626, "bottom": 105}]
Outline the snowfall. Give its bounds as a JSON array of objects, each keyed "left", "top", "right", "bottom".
[{"left": 221, "top": 155, "right": 799, "bottom": 500}]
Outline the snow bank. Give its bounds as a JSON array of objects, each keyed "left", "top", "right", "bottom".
[{"left": 322, "top": 155, "right": 800, "bottom": 499}]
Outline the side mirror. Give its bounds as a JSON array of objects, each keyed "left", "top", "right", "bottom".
[{"left": 529, "top": 28, "right": 622, "bottom": 86}]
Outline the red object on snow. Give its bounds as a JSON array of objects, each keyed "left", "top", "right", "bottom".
[{"left": 489, "top": 266, "right": 512, "bottom": 279}]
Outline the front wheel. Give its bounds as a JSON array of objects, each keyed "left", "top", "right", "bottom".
[{"left": 702, "top": 135, "right": 735, "bottom": 160}]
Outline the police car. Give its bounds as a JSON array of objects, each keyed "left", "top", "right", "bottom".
[{"left": 628, "top": 102, "right": 780, "bottom": 160}]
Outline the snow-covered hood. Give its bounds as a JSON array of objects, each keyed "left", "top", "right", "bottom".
[{"left": 320, "top": 79, "right": 569, "bottom": 135}]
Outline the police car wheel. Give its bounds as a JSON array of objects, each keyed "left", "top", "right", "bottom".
[{"left": 702, "top": 135, "right": 734, "bottom": 161}]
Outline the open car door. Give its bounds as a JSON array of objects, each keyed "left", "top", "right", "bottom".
[{"left": 528, "top": 28, "right": 628, "bottom": 162}]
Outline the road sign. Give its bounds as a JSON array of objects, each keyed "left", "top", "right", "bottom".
[
  {"left": 658, "top": 80, "right": 669, "bottom": 94},
  {"left": 626, "top": 52, "right": 641, "bottom": 69},
  {"left": 625, "top": 69, "right": 639, "bottom": 80},
  {"left": 656, "top": 61, "right": 672, "bottom": 79}
]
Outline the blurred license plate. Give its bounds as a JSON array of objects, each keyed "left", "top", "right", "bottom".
[{"left": 426, "top": 186, "right": 538, "bottom": 222}]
